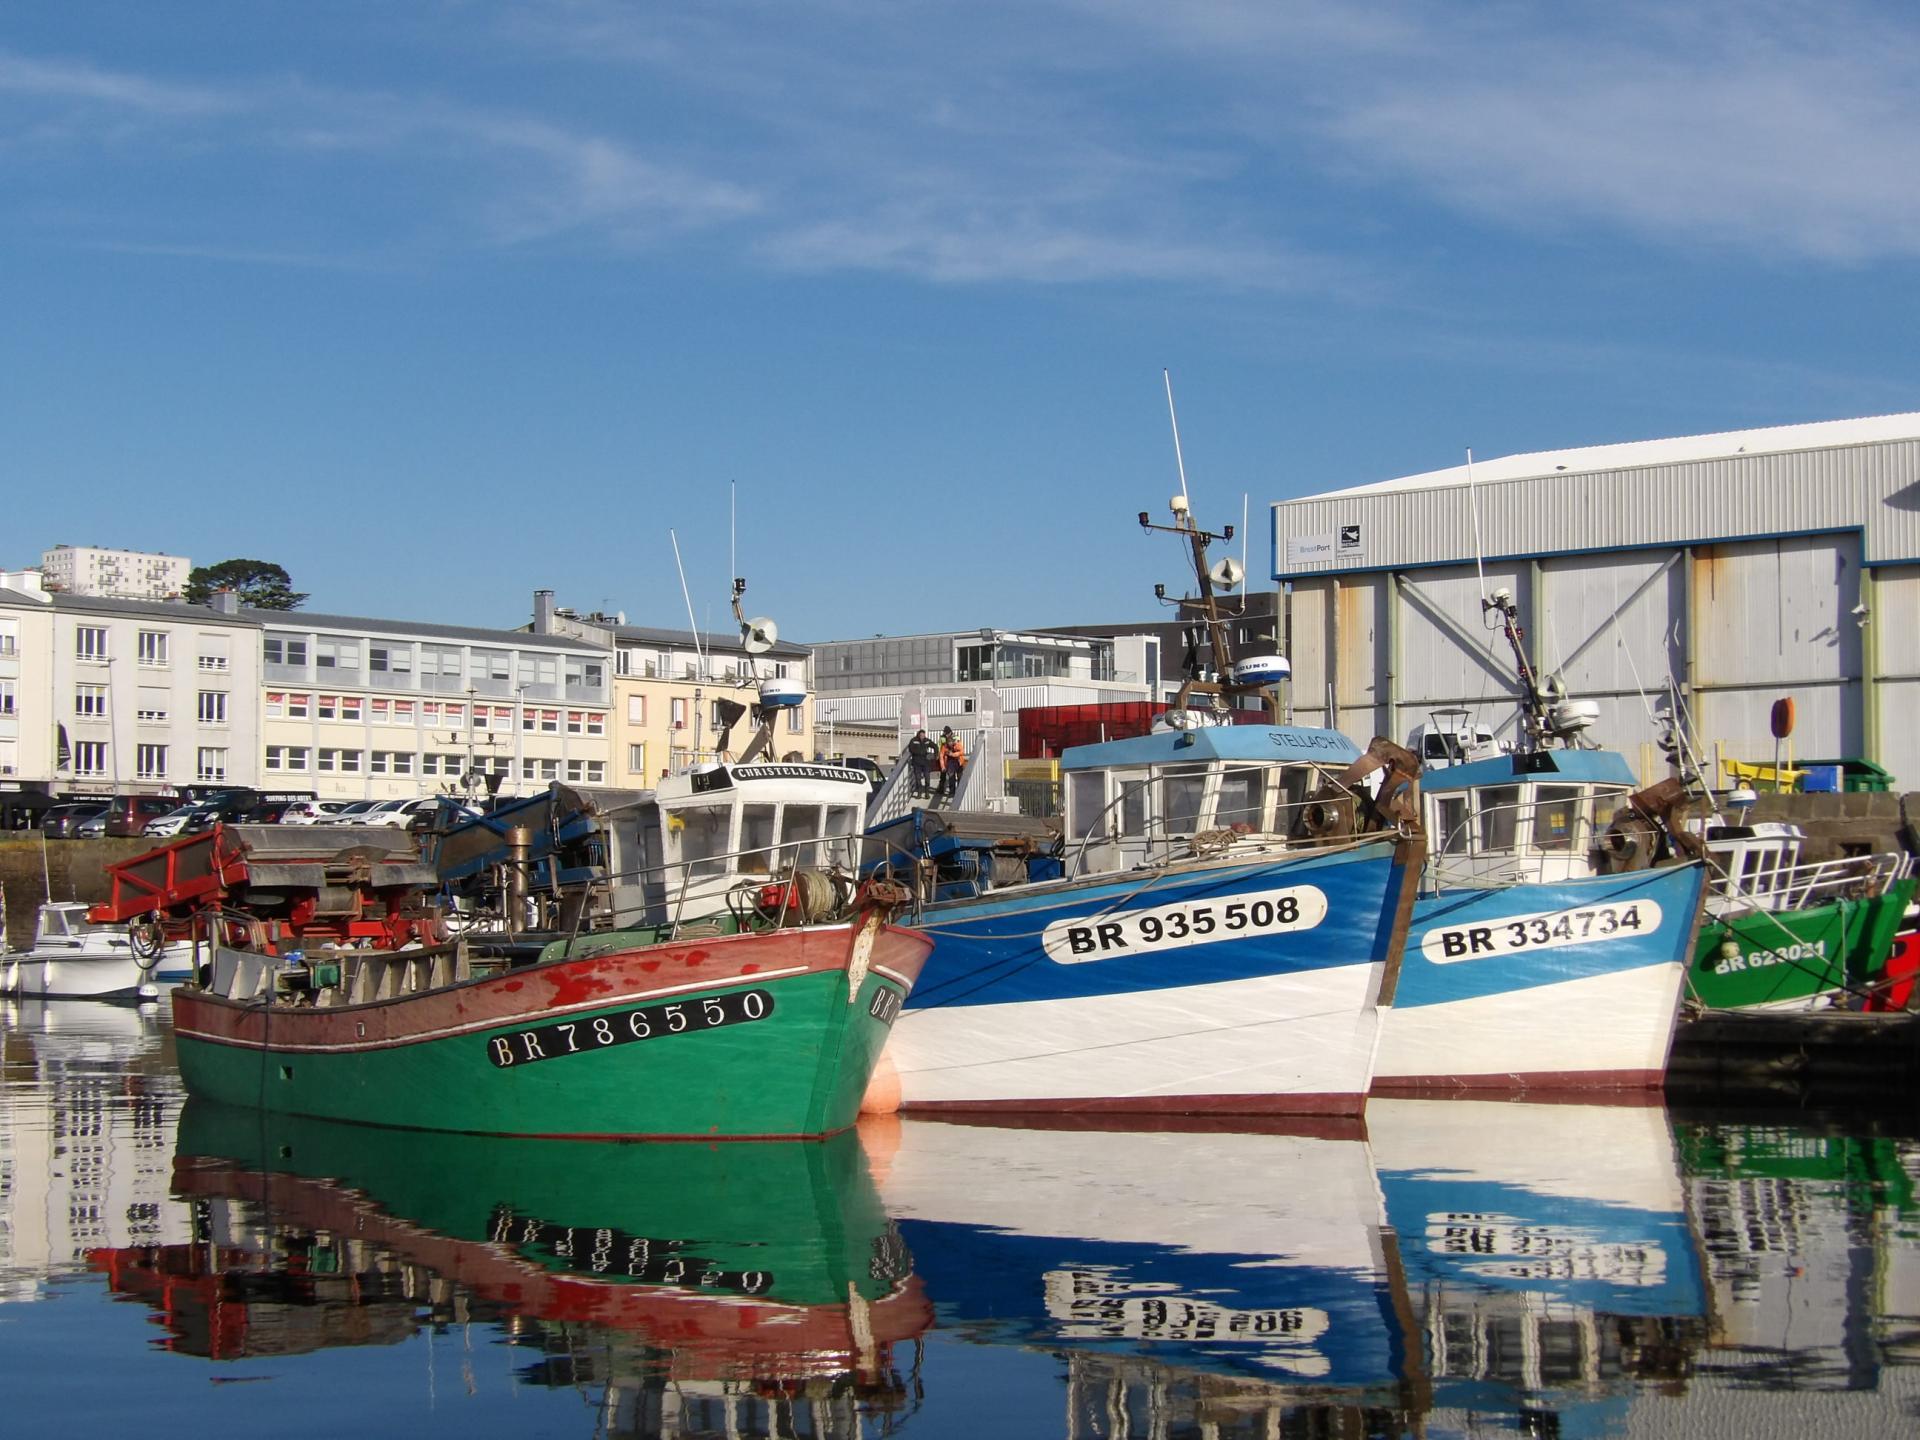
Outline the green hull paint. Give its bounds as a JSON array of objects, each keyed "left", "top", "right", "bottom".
[
  {"left": 175, "top": 966, "right": 906, "bottom": 1139},
  {"left": 1687, "top": 878, "right": 1917, "bottom": 1012},
  {"left": 175, "top": 1099, "right": 908, "bottom": 1308}
]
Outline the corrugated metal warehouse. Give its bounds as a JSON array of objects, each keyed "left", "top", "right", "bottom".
[{"left": 1270, "top": 414, "right": 1920, "bottom": 789}]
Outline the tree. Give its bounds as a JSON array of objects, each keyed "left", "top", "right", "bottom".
[{"left": 183, "top": 558, "right": 309, "bottom": 610}]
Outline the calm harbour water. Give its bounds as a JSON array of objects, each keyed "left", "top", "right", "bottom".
[{"left": 3, "top": 1000, "right": 1917, "bottom": 1439}]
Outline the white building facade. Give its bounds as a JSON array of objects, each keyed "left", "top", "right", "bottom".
[
  {"left": 39, "top": 546, "right": 191, "bottom": 602},
  {"left": 1271, "top": 413, "right": 1920, "bottom": 789},
  {"left": 253, "top": 608, "right": 614, "bottom": 802}
]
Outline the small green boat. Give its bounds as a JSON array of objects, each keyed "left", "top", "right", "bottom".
[
  {"left": 1687, "top": 823, "right": 1915, "bottom": 1011},
  {"left": 172, "top": 909, "right": 929, "bottom": 1139}
]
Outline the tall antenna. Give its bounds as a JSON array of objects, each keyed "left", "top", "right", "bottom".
[
  {"left": 1163, "top": 369, "right": 1191, "bottom": 505},
  {"left": 669, "top": 530, "right": 706, "bottom": 674},
  {"left": 729, "top": 480, "right": 737, "bottom": 593},
  {"left": 1466, "top": 447, "right": 1488, "bottom": 599}
]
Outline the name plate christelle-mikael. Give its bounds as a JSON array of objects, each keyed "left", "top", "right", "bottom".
[
  {"left": 1042, "top": 885, "right": 1327, "bottom": 964},
  {"left": 1420, "top": 900, "right": 1661, "bottom": 965}
]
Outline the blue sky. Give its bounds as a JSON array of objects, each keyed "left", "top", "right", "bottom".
[{"left": 6, "top": 1, "right": 1917, "bottom": 640}]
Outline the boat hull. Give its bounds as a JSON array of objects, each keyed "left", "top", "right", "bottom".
[
  {"left": 1687, "top": 876, "right": 1917, "bottom": 1012},
  {"left": 878, "top": 838, "right": 1418, "bottom": 1117},
  {"left": 172, "top": 921, "right": 927, "bottom": 1139},
  {"left": 1374, "top": 865, "right": 1706, "bottom": 1094},
  {"left": 0, "top": 952, "right": 156, "bottom": 1001}
]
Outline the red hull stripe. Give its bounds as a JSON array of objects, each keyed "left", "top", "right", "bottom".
[
  {"left": 172, "top": 924, "right": 928, "bottom": 1053},
  {"left": 1370, "top": 1068, "right": 1665, "bottom": 1098},
  {"left": 899, "top": 1090, "right": 1367, "bottom": 1118}
]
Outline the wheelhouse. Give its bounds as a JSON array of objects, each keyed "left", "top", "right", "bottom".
[
  {"left": 650, "top": 761, "right": 871, "bottom": 909},
  {"left": 1420, "top": 749, "right": 1637, "bottom": 886},
  {"left": 1060, "top": 726, "right": 1364, "bottom": 870}
]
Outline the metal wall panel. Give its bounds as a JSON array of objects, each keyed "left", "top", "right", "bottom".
[
  {"left": 1274, "top": 436, "right": 1920, "bottom": 579},
  {"left": 1870, "top": 566, "right": 1920, "bottom": 787},
  {"left": 1537, "top": 551, "right": 1684, "bottom": 704},
  {"left": 1692, "top": 535, "right": 1862, "bottom": 688},
  {"left": 1284, "top": 582, "right": 1331, "bottom": 726},
  {"left": 1391, "top": 563, "right": 1531, "bottom": 713}
]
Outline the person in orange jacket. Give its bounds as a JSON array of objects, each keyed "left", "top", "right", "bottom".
[{"left": 936, "top": 726, "right": 967, "bottom": 800}]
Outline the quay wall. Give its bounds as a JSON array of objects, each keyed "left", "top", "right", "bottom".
[{"left": 0, "top": 839, "right": 151, "bottom": 950}]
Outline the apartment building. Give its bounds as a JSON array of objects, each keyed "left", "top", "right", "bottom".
[
  {"left": 251, "top": 605, "right": 614, "bottom": 802},
  {"left": 608, "top": 623, "right": 815, "bottom": 786},
  {"left": 40, "top": 545, "right": 191, "bottom": 602},
  {"left": 520, "top": 591, "right": 816, "bottom": 788},
  {"left": 0, "top": 580, "right": 262, "bottom": 795}
]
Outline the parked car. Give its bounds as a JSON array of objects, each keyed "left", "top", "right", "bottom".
[
  {"left": 41, "top": 803, "right": 109, "bottom": 839},
  {"left": 143, "top": 804, "right": 202, "bottom": 838},
  {"left": 278, "top": 799, "right": 352, "bottom": 825},
  {"left": 103, "top": 793, "right": 182, "bottom": 838},
  {"left": 328, "top": 800, "right": 386, "bottom": 825},
  {"left": 74, "top": 810, "right": 110, "bottom": 839},
  {"left": 359, "top": 796, "right": 480, "bottom": 830}
]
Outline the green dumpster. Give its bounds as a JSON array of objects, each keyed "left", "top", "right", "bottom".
[{"left": 1798, "top": 758, "right": 1896, "bottom": 793}]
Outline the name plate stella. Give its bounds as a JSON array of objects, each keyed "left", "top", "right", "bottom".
[
  {"left": 487, "top": 988, "right": 774, "bottom": 1068},
  {"left": 1042, "top": 885, "right": 1327, "bottom": 964}
]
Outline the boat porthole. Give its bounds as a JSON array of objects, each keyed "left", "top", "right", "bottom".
[{"left": 279, "top": 1065, "right": 295, "bottom": 1081}]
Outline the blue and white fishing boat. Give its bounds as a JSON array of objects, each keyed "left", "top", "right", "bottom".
[
  {"left": 1376, "top": 744, "right": 1707, "bottom": 1093},
  {"left": 1371, "top": 589, "right": 1706, "bottom": 1094},
  {"left": 876, "top": 747, "right": 1421, "bottom": 1116},
  {"left": 863, "top": 482, "right": 1423, "bottom": 1118}
]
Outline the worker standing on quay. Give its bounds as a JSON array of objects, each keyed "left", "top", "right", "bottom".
[
  {"left": 937, "top": 726, "right": 967, "bottom": 801},
  {"left": 906, "top": 728, "right": 938, "bottom": 797}
]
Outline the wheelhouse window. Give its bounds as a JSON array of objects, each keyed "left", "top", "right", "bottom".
[
  {"left": 1532, "top": 785, "right": 1584, "bottom": 851},
  {"left": 739, "top": 803, "right": 777, "bottom": 873},
  {"left": 677, "top": 805, "right": 733, "bottom": 878},
  {"left": 1159, "top": 765, "right": 1208, "bottom": 836},
  {"left": 1477, "top": 786, "right": 1521, "bottom": 852},
  {"left": 1213, "top": 768, "right": 1266, "bottom": 832},
  {"left": 780, "top": 804, "right": 823, "bottom": 867},
  {"left": 1067, "top": 771, "right": 1106, "bottom": 839},
  {"left": 1434, "top": 796, "right": 1471, "bottom": 855}
]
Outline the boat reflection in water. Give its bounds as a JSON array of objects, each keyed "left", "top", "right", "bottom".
[
  {"left": 1370, "top": 1098, "right": 1707, "bottom": 1432},
  {"left": 90, "top": 1102, "right": 931, "bottom": 1437},
  {"left": 0, "top": 997, "right": 189, "bottom": 1300},
  {"left": 867, "top": 1115, "right": 1417, "bottom": 1431}
]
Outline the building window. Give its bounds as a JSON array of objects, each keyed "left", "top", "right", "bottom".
[
  {"left": 541, "top": 709, "right": 559, "bottom": 732},
  {"left": 75, "top": 627, "right": 108, "bottom": 661},
  {"left": 565, "top": 758, "right": 584, "bottom": 782},
  {"left": 75, "top": 684, "right": 107, "bottom": 718},
  {"left": 314, "top": 638, "right": 355, "bottom": 670},
  {"left": 393, "top": 751, "right": 414, "bottom": 775},
  {"left": 788, "top": 703, "right": 805, "bottom": 734},
  {"left": 265, "top": 745, "right": 310, "bottom": 772},
  {"left": 627, "top": 695, "right": 646, "bottom": 725},
  {"left": 472, "top": 706, "right": 491, "bottom": 730},
  {"left": 444, "top": 702, "right": 464, "bottom": 726},
  {"left": 0, "top": 680, "right": 12, "bottom": 717},
  {"left": 135, "top": 694, "right": 168, "bottom": 723},
  {"left": 197, "top": 652, "right": 228, "bottom": 672},
  {"left": 369, "top": 644, "right": 412, "bottom": 676},
  {"left": 540, "top": 758, "right": 558, "bottom": 781},
  {"left": 586, "top": 711, "right": 605, "bottom": 736},
  {"left": 264, "top": 636, "right": 308, "bottom": 666},
  {"left": 137, "top": 631, "right": 170, "bottom": 667},
  {"left": 566, "top": 711, "right": 584, "bottom": 734},
  {"left": 370, "top": 697, "right": 390, "bottom": 720},
  {"left": 394, "top": 699, "right": 414, "bottom": 719},
  {"left": 521, "top": 708, "right": 535, "bottom": 732},
  {"left": 196, "top": 747, "right": 228, "bottom": 782},
  {"left": 670, "top": 698, "right": 688, "bottom": 729},
  {"left": 317, "top": 695, "right": 337, "bottom": 720},
  {"left": 135, "top": 743, "right": 167, "bottom": 780},
  {"left": 287, "top": 693, "right": 310, "bottom": 718},
  {"left": 340, "top": 696, "right": 363, "bottom": 721},
  {"left": 197, "top": 691, "right": 227, "bottom": 724},
  {"left": 519, "top": 758, "right": 534, "bottom": 781},
  {"left": 73, "top": 740, "right": 107, "bottom": 776},
  {"left": 585, "top": 760, "right": 605, "bottom": 783},
  {"left": 317, "top": 747, "right": 362, "bottom": 773},
  {"left": 628, "top": 743, "right": 646, "bottom": 774},
  {"left": 339, "top": 749, "right": 362, "bottom": 773}
]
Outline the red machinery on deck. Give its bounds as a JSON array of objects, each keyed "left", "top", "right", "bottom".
[{"left": 86, "top": 824, "right": 444, "bottom": 956}]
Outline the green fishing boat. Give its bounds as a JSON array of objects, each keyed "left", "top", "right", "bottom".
[
  {"left": 172, "top": 906, "right": 929, "bottom": 1139},
  {"left": 1686, "top": 822, "right": 1915, "bottom": 1011}
]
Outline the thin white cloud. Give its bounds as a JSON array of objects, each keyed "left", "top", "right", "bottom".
[{"left": 0, "top": 48, "right": 235, "bottom": 116}]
